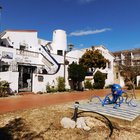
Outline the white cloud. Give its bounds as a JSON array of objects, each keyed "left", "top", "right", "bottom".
[
  {"left": 79, "top": 44, "right": 84, "bottom": 47},
  {"left": 69, "top": 28, "right": 111, "bottom": 36}
]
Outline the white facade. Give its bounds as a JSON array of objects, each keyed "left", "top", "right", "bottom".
[
  {"left": 52, "top": 29, "right": 67, "bottom": 55},
  {"left": 93, "top": 46, "right": 115, "bottom": 86},
  {"left": 0, "top": 30, "right": 38, "bottom": 52},
  {"left": 0, "top": 29, "right": 115, "bottom": 93}
]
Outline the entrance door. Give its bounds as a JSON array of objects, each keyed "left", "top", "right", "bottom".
[{"left": 18, "top": 65, "right": 36, "bottom": 92}]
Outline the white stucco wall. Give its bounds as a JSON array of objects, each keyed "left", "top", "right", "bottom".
[
  {"left": 1, "top": 30, "right": 38, "bottom": 52},
  {"left": 32, "top": 65, "right": 67, "bottom": 92},
  {"left": 0, "top": 71, "right": 19, "bottom": 92},
  {"left": 93, "top": 46, "right": 115, "bottom": 86},
  {"left": 66, "top": 50, "right": 84, "bottom": 61},
  {"left": 51, "top": 29, "right": 67, "bottom": 55}
]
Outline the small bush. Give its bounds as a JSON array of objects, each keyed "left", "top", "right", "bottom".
[
  {"left": 36, "top": 91, "right": 43, "bottom": 94},
  {"left": 125, "top": 82, "right": 133, "bottom": 90},
  {"left": 46, "top": 82, "right": 51, "bottom": 93},
  {"left": 105, "top": 84, "right": 112, "bottom": 89},
  {"left": 0, "top": 80, "right": 11, "bottom": 97},
  {"left": 57, "top": 76, "right": 65, "bottom": 92},
  {"left": 93, "top": 71, "right": 106, "bottom": 89},
  {"left": 135, "top": 86, "right": 140, "bottom": 89},
  {"left": 84, "top": 80, "right": 93, "bottom": 89},
  {"left": 46, "top": 82, "right": 57, "bottom": 93}
]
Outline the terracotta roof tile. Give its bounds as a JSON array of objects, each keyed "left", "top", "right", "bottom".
[{"left": 6, "top": 29, "right": 37, "bottom": 32}]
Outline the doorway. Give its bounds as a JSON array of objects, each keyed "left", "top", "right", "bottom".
[{"left": 18, "top": 65, "right": 36, "bottom": 92}]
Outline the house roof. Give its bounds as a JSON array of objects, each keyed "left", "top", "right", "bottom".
[
  {"left": 0, "top": 29, "right": 38, "bottom": 39},
  {"left": 5, "top": 29, "right": 37, "bottom": 32},
  {"left": 85, "top": 45, "right": 115, "bottom": 58},
  {"left": 112, "top": 48, "right": 140, "bottom": 54}
]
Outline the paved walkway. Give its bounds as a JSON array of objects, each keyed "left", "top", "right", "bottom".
[{"left": 0, "top": 90, "right": 110, "bottom": 114}]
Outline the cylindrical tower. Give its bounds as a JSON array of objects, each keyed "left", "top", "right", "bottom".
[{"left": 52, "top": 29, "right": 67, "bottom": 55}]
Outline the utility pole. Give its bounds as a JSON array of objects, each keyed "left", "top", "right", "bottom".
[
  {"left": 63, "top": 50, "right": 66, "bottom": 82},
  {"left": 63, "top": 44, "right": 74, "bottom": 82},
  {"left": 0, "top": 6, "right": 2, "bottom": 32}
]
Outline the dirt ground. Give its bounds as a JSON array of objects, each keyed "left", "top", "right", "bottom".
[{"left": 0, "top": 92, "right": 140, "bottom": 140}]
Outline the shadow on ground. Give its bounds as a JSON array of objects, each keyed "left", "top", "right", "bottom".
[{"left": 0, "top": 118, "right": 43, "bottom": 140}]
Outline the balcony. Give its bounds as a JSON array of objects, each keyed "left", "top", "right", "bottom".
[{"left": 16, "top": 49, "right": 39, "bottom": 58}]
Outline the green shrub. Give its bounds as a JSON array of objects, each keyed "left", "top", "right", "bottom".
[
  {"left": 135, "top": 81, "right": 140, "bottom": 89},
  {"left": 84, "top": 80, "right": 93, "bottom": 89},
  {"left": 93, "top": 71, "right": 106, "bottom": 89},
  {"left": 125, "top": 82, "right": 133, "bottom": 90},
  {"left": 46, "top": 82, "right": 57, "bottom": 93},
  {"left": 135, "top": 86, "right": 140, "bottom": 89},
  {"left": 46, "top": 82, "right": 51, "bottom": 93},
  {"left": 105, "top": 84, "right": 112, "bottom": 89},
  {"left": 0, "top": 80, "right": 10, "bottom": 97},
  {"left": 57, "top": 76, "right": 65, "bottom": 92}
]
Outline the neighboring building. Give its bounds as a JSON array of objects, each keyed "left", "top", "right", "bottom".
[
  {"left": 81, "top": 46, "right": 115, "bottom": 87},
  {"left": 113, "top": 48, "right": 140, "bottom": 66},
  {"left": 0, "top": 29, "right": 115, "bottom": 93},
  {"left": 113, "top": 48, "right": 140, "bottom": 87}
]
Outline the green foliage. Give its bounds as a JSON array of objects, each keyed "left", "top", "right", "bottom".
[
  {"left": 119, "top": 58, "right": 140, "bottom": 87},
  {"left": 84, "top": 80, "right": 93, "bottom": 89},
  {"left": 46, "top": 82, "right": 57, "bottom": 93},
  {"left": 0, "top": 80, "right": 10, "bottom": 97},
  {"left": 93, "top": 71, "right": 106, "bottom": 89},
  {"left": 46, "top": 82, "right": 51, "bottom": 93},
  {"left": 105, "top": 84, "right": 112, "bottom": 89},
  {"left": 79, "top": 49, "right": 108, "bottom": 71},
  {"left": 135, "top": 86, "right": 140, "bottom": 89},
  {"left": 56, "top": 76, "right": 65, "bottom": 92},
  {"left": 125, "top": 82, "right": 133, "bottom": 90},
  {"left": 68, "top": 62, "right": 86, "bottom": 82},
  {"left": 68, "top": 62, "right": 86, "bottom": 90}
]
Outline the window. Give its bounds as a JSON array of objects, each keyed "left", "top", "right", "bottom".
[
  {"left": 0, "top": 64, "right": 9, "bottom": 72},
  {"left": 0, "top": 41, "right": 6, "bottom": 46},
  {"left": 38, "top": 76, "right": 44, "bottom": 82},
  {"left": 57, "top": 50, "right": 63, "bottom": 56},
  {"left": 116, "top": 72, "right": 119, "bottom": 79},
  {"left": 47, "top": 50, "right": 50, "bottom": 53},
  {"left": 20, "top": 45, "right": 26, "bottom": 50},
  {"left": 108, "top": 61, "right": 111, "bottom": 69}
]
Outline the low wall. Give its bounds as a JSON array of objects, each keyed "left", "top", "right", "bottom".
[{"left": 0, "top": 71, "right": 19, "bottom": 92}]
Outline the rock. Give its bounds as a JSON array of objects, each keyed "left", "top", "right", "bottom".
[
  {"left": 85, "top": 117, "right": 107, "bottom": 128},
  {"left": 83, "top": 126, "right": 91, "bottom": 131},
  {"left": 76, "top": 117, "right": 91, "bottom": 131},
  {"left": 60, "top": 117, "right": 76, "bottom": 129}
]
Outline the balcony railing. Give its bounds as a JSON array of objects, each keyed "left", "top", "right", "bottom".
[{"left": 16, "top": 49, "right": 39, "bottom": 58}]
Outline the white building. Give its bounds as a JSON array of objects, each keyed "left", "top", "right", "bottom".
[
  {"left": 0, "top": 29, "right": 115, "bottom": 93},
  {"left": 113, "top": 49, "right": 140, "bottom": 87}
]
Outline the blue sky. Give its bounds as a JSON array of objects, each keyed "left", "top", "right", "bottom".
[{"left": 0, "top": 0, "right": 140, "bottom": 52}]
